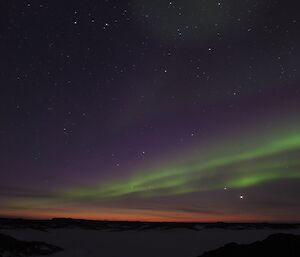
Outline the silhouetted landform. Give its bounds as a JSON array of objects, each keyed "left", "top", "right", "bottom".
[
  {"left": 199, "top": 233, "right": 300, "bottom": 257},
  {"left": 0, "top": 233, "right": 63, "bottom": 256},
  {"left": 0, "top": 218, "right": 299, "bottom": 232}
]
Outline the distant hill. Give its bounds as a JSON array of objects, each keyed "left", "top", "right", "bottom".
[
  {"left": 199, "top": 233, "right": 300, "bottom": 257},
  {"left": 0, "top": 217, "right": 299, "bottom": 232}
]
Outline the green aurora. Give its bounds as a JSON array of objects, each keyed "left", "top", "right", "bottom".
[
  {"left": 62, "top": 124, "right": 300, "bottom": 201},
  {"left": 2, "top": 120, "right": 300, "bottom": 222}
]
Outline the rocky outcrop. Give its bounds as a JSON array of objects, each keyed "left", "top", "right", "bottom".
[
  {"left": 0, "top": 233, "right": 63, "bottom": 256},
  {"left": 199, "top": 233, "right": 300, "bottom": 257}
]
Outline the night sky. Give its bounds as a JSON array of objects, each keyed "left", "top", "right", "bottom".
[{"left": 1, "top": 0, "right": 299, "bottom": 222}]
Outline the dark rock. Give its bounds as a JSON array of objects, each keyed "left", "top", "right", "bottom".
[
  {"left": 0, "top": 233, "right": 63, "bottom": 256},
  {"left": 199, "top": 233, "right": 300, "bottom": 257}
]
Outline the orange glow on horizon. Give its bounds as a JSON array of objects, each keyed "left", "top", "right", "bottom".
[{"left": 0, "top": 208, "right": 294, "bottom": 223}]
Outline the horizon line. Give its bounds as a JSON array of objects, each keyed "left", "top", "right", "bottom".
[{"left": 0, "top": 216, "right": 299, "bottom": 224}]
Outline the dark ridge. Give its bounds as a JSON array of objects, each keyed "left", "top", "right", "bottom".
[
  {"left": 0, "top": 233, "right": 63, "bottom": 256},
  {"left": 0, "top": 218, "right": 299, "bottom": 232},
  {"left": 199, "top": 233, "right": 300, "bottom": 257}
]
